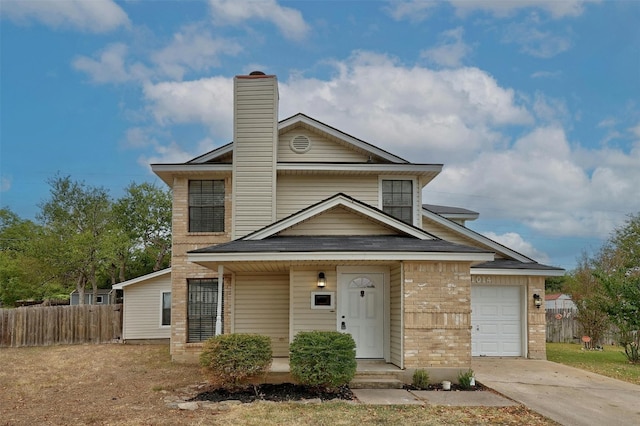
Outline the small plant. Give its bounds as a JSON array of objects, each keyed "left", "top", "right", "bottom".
[
  {"left": 199, "top": 333, "right": 272, "bottom": 389},
  {"left": 412, "top": 369, "right": 430, "bottom": 390},
  {"left": 289, "top": 331, "right": 356, "bottom": 390},
  {"left": 457, "top": 368, "right": 475, "bottom": 390}
]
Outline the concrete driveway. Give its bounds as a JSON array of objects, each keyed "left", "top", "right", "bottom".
[{"left": 472, "top": 358, "right": 640, "bottom": 426}]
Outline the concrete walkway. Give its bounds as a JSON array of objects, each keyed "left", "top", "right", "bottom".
[
  {"left": 472, "top": 358, "right": 640, "bottom": 426},
  {"left": 352, "top": 388, "right": 519, "bottom": 407}
]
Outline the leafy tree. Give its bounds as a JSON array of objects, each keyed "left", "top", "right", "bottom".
[
  {"left": 37, "top": 176, "right": 113, "bottom": 304},
  {"left": 565, "top": 253, "right": 610, "bottom": 348},
  {"left": 595, "top": 213, "right": 640, "bottom": 363},
  {"left": 112, "top": 182, "right": 171, "bottom": 281},
  {"left": 545, "top": 275, "right": 567, "bottom": 293},
  {"left": 0, "top": 209, "right": 50, "bottom": 305}
]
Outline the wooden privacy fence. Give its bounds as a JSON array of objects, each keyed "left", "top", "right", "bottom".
[
  {"left": 0, "top": 304, "right": 122, "bottom": 348},
  {"left": 546, "top": 308, "right": 579, "bottom": 343}
]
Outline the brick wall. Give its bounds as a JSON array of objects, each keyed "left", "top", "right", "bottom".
[
  {"left": 170, "top": 176, "right": 233, "bottom": 362},
  {"left": 403, "top": 261, "right": 472, "bottom": 368},
  {"left": 527, "top": 276, "right": 546, "bottom": 359}
]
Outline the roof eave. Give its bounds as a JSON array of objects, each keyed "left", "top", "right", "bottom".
[{"left": 472, "top": 267, "right": 565, "bottom": 277}]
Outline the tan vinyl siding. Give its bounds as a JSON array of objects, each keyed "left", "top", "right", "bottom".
[
  {"left": 276, "top": 175, "right": 379, "bottom": 220},
  {"left": 121, "top": 275, "right": 172, "bottom": 340},
  {"left": 290, "top": 268, "right": 337, "bottom": 337},
  {"left": 233, "top": 273, "right": 290, "bottom": 356},
  {"left": 279, "top": 206, "right": 397, "bottom": 236},
  {"left": 233, "top": 76, "right": 278, "bottom": 238},
  {"left": 389, "top": 263, "right": 402, "bottom": 367},
  {"left": 278, "top": 129, "right": 369, "bottom": 162}
]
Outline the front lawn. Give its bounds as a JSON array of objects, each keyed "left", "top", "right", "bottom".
[
  {"left": 547, "top": 343, "right": 640, "bottom": 385},
  {"left": 0, "top": 344, "right": 555, "bottom": 425}
]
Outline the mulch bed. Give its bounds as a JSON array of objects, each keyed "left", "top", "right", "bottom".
[
  {"left": 404, "top": 382, "right": 488, "bottom": 392},
  {"left": 190, "top": 383, "right": 355, "bottom": 403}
]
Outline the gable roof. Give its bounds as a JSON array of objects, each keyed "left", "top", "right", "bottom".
[
  {"left": 187, "top": 193, "right": 494, "bottom": 268},
  {"left": 245, "top": 193, "right": 437, "bottom": 241},
  {"left": 112, "top": 268, "right": 172, "bottom": 290},
  {"left": 423, "top": 204, "right": 479, "bottom": 222},
  {"left": 422, "top": 207, "right": 534, "bottom": 263}
]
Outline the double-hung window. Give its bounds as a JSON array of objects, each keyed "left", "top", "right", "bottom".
[
  {"left": 382, "top": 179, "right": 413, "bottom": 224},
  {"left": 189, "top": 180, "right": 225, "bottom": 232},
  {"left": 161, "top": 292, "right": 171, "bottom": 326},
  {"left": 187, "top": 279, "right": 220, "bottom": 342}
]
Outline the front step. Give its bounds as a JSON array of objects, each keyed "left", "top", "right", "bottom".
[{"left": 350, "top": 378, "right": 404, "bottom": 389}]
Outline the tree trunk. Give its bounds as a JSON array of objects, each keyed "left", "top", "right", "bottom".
[{"left": 76, "top": 275, "right": 86, "bottom": 305}]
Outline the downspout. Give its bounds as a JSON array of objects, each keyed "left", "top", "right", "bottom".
[{"left": 215, "top": 265, "right": 224, "bottom": 335}]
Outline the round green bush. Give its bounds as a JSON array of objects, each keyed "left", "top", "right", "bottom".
[
  {"left": 199, "top": 333, "right": 272, "bottom": 388},
  {"left": 289, "top": 331, "right": 356, "bottom": 389}
]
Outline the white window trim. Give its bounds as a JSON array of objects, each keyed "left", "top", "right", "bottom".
[
  {"left": 160, "top": 291, "right": 171, "bottom": 328},
  {"left": 310, "top": 291, "right": 335, "bottom": 310},
  {"left": 378, "top": 176, "right": 420, "bottom": 227}
]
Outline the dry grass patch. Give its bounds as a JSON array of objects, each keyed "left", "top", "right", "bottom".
[{"left": 0, "top": 344, "right": 555, "bottom": 425}]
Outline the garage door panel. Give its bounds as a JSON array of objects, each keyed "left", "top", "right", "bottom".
[{"left": 471, "top": 285, "right": 522, "bottom": 357}]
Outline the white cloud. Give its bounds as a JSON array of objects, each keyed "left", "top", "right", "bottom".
[
  {"left": 138, "top": 141, "right": 195, "bottom": 170},
  {"left": 449, "top": 0, "right": 596, "bottom": 19},
  {"left": 483, "top": 232, "right": 550, "bottom": 264},
  {"left": 503, "top": 17, "right": 572, "bottom": 58},
  {"left": 278, "top": 52, "right": 532, "bottom": 163},
  {"left": 1, "top": 0, "right": 129, "bottom": 33},
  {"left": 142, "top": 77, "right": 234, "bottom": 138},
  {"left": 208, "top": 0, "right": 309, "bottom": 41},
  {"left": 386, "top": 0, "right": 438, "bottom": 22},
  {"left": 421, "top": 27, "right": 472, "bottom": 68},
  {"left": 1, "top": 176, "right": 11, "bottom": 192},
  {"left": 72, "top": 43, "right": 137, "bottom": 84},
  {"left": 531, "top": 70, "right": 562, "bottom": 79},
  {"left": 151, "top": 24, "right": 243, "bottom": 80},
  {"left": 427, "top": 126, "right": 640, "bottom": 239}
]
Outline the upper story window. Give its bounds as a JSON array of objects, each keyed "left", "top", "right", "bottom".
[
  {"left": 382, "top": 179, "right": 413, "bottom": 224},
  {"left": 189, "top": 180, "right": 225, "bottom": 232}
]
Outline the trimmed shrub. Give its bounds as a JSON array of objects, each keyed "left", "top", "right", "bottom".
[
  {"left": 412, "top": 369, "right": 430, "bottom": 390},
  {"left": 199, "top": 333, "right": 272, "bottom": 389},
  {"left": 457, "top": 368, "right": 475, "bottom": 390},
  {"left": 289, "top": 331, "right": 357, "bottom": 389}
]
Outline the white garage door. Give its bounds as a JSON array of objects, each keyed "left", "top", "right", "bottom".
[{"left": 471, "top": 286, "right": 522, "bottom": 357}]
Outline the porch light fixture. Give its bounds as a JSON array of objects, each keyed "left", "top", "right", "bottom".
[
  {"left": 533, "top": 293, "right": 542, "bottom": 309},
  {"left": 317, "top": 272, "right": 326, "bottom": 288}
]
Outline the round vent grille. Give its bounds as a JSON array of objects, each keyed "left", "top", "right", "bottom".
[{"left": 290, "top": 135, "right": 311, "bottom": 153}]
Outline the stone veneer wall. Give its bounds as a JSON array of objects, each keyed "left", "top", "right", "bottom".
[
  {"left": 527, "top": 276, "right": 546, "bottom": 359},
  {"left": 403, "top": 261, "right": 472, "bottom": 369},
  {"left": 170, "top": 176, "right": 233, "bottom": 362}
]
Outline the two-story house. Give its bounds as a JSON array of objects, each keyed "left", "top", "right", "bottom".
[{"left": 149, "top": 71, "right": 563, "bottom": 378}]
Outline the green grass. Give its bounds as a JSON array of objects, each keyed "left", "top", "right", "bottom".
[{"left": 547, "top": 343, "right": 640, "bottom": 385}]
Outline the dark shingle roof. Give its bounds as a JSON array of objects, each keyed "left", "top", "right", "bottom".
[
  {"left": 190, "top": 235, "right": 491, "bottom": 254},
  {"left": 423, "top": 204, "right": 479, "bottom": 217},
  {"left": 472, "top": 259, "right": 564, "bottom": 271}
]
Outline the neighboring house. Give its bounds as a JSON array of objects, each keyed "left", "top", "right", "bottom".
[
  {"left": 112, "top": 269, "right": 172, "bottom": 342},
  {"left": 151, "top": 72, "right": 564, "bottom": 376},
  {"left": 545, "top": 293, "right": 577, "bottom": 311},
  {"left": 70, "top": 289, "right": 116, "bottom": 305}
]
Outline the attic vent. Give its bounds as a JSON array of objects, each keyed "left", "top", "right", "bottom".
[{"left": 290, "top": 135, "right": 311, "bottom": 154}]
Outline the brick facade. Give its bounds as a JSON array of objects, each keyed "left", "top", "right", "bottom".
[
  {"left": 170, "top": 176, "right": 233, "bottom": 362},
  {"left": 402, "top": 261, "right": 472, "bottom": 369},
  {"left": 527, "top": 276, "right": 546, "bottom": 359}
]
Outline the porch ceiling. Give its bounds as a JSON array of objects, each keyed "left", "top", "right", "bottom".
[{"left": 194, "top": 259, "right": 397, "bottom": 273}]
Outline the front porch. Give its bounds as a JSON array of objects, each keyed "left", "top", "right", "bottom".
[{"left": 266, "top": 358, "right": 407, "bottom": 389}]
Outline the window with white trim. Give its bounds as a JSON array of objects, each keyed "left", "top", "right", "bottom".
[
  {"left": 382, "top": 179, "right": 413, "bottom": 224},
  {"left": 161, "top": 292, "right": 171, "bottom": 326}
]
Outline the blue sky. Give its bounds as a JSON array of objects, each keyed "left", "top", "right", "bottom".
[{"left": 1, "top": 0, "right": 639, "bottom": 271}]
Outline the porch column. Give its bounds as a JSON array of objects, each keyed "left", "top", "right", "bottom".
[{"left": 216, "top": 265, "right": 224, "bottom": 335}]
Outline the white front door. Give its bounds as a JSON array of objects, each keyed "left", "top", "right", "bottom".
[
  {"left": 471, "top": 285, "right": 522, "bottom": 357},
  {"left": 339, "top": 272, "right": 384, "bottom": 358}
]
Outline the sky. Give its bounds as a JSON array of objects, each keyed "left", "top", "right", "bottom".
[{"left": 1, "top": 0, "right": 639, "bottom": 272}]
